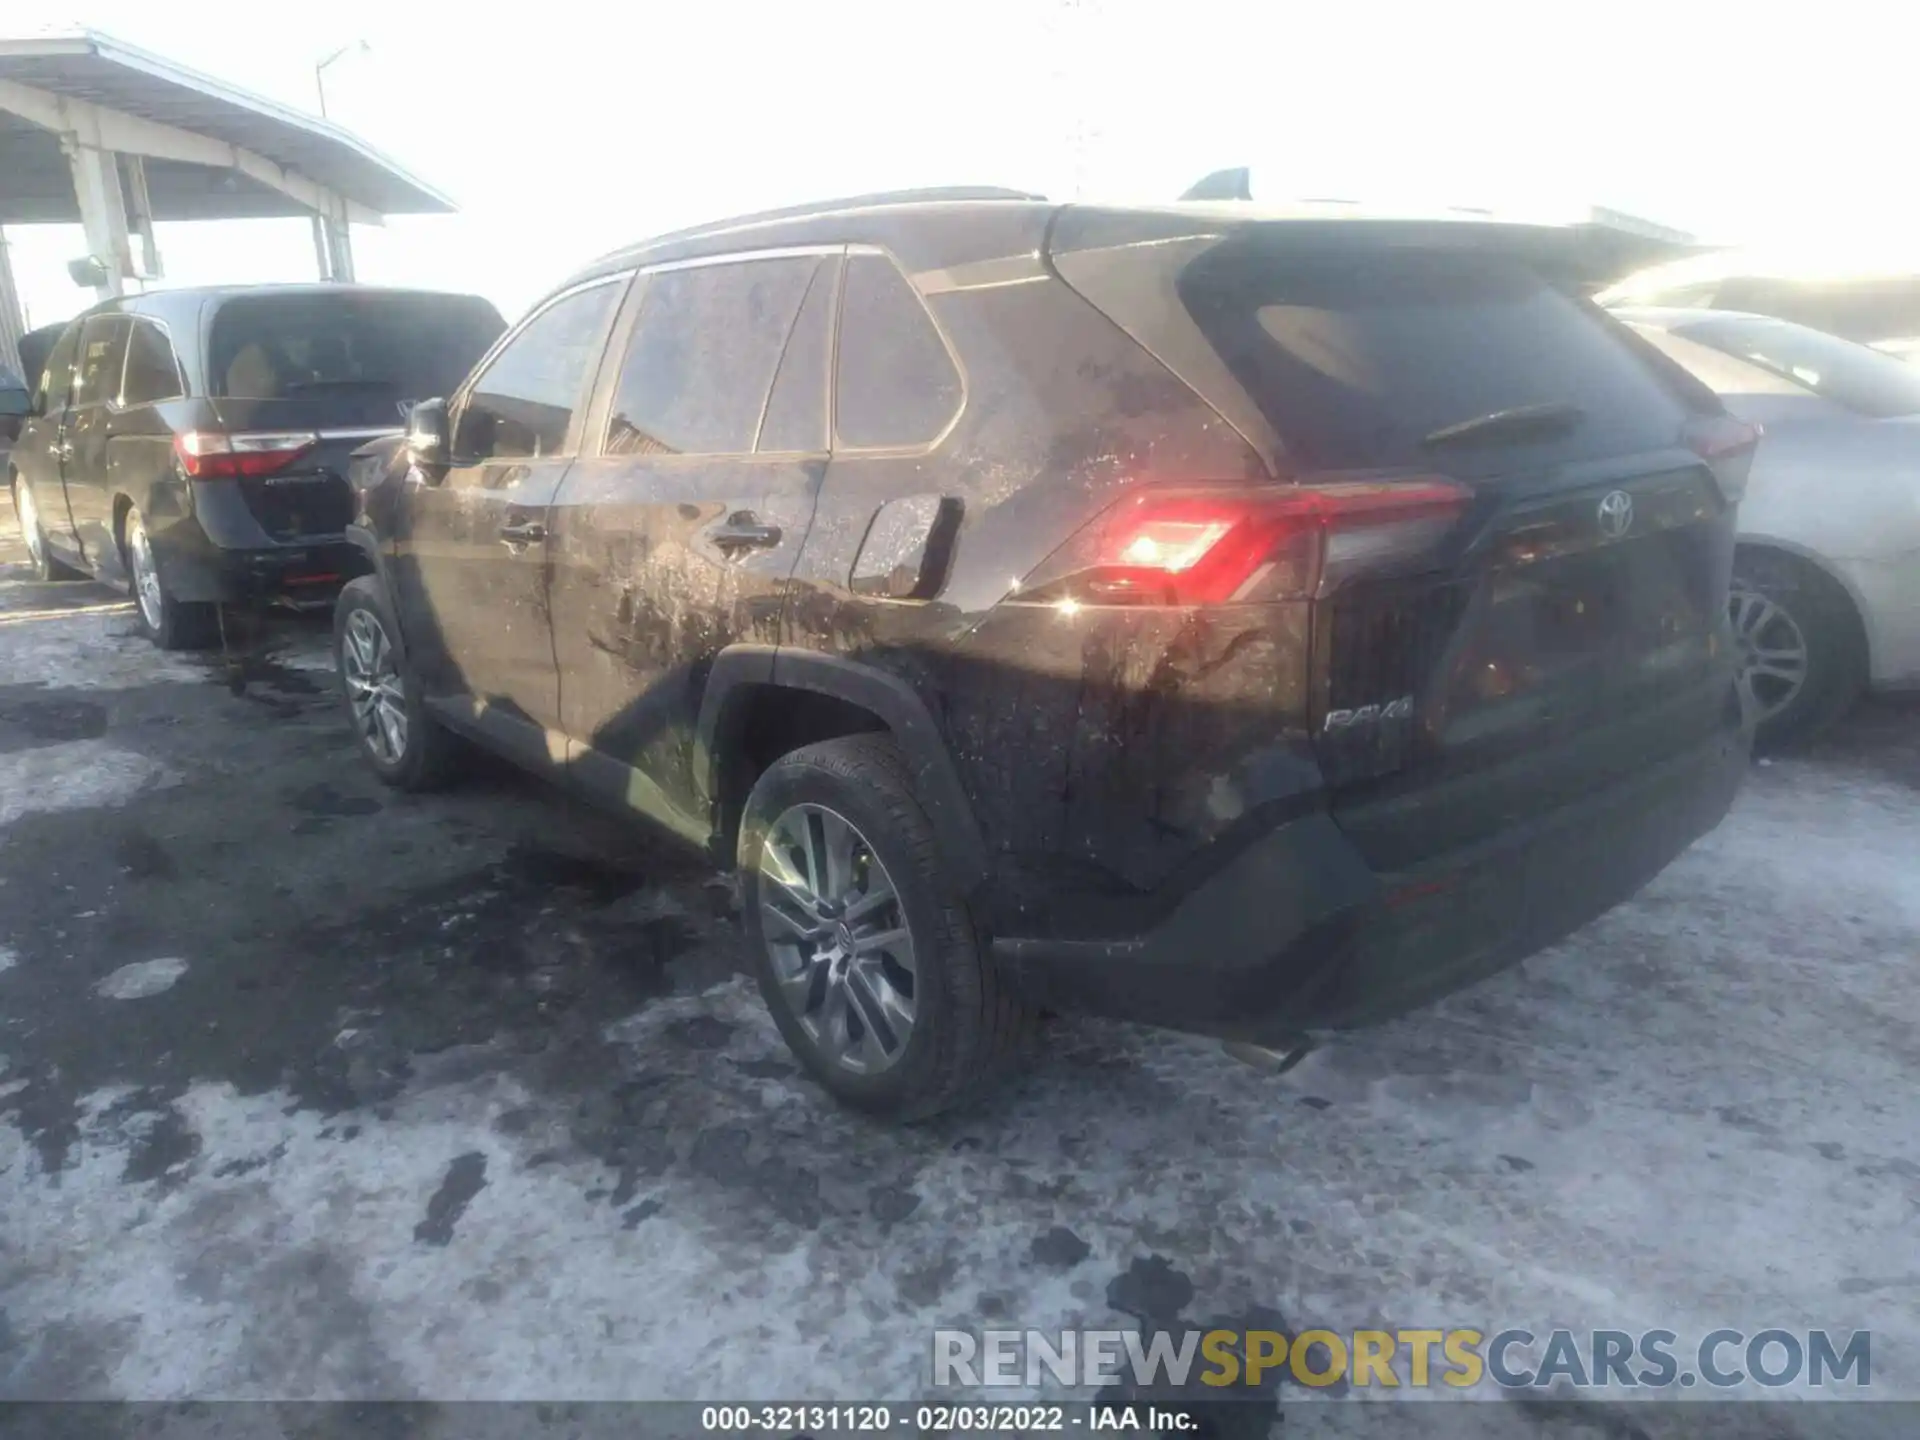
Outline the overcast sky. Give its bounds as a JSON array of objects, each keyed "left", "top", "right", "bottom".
[{"left": 6, "top": 0, "right": 1911, "bottom": 330}]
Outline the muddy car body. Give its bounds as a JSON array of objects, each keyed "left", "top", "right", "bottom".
[{"left": 338, "top": 189, "right": 1755, "bottom": 1117}]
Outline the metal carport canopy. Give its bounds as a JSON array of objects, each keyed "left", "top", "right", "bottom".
[
  {"left": 0, "top": 27, "right": 455, "bottom": 366},
  {"left": 0, "top": 28, "right": 452, "bottom": 225}
]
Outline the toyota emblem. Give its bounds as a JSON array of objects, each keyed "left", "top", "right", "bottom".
[{"left": 1597, "top": 490, "right": 1634, "bottom": 540}]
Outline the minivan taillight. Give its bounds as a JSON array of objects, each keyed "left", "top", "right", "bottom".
[
  {"left": 174, "top": 430, "right": 319, "bottom": 479},
  {"left": 1684, "top": 415, "right": 1762, "bottom": 505},
  {"left": 1013, "top": 479, "right": 1471, "bottom": 607}
]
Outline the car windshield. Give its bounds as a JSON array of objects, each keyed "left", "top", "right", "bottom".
[
  {"left": 1675, "top": 314, "right": 1920, "bottom": 418},
  {"left": 207, "top": 291, "right": 505, "bottom": 404}
]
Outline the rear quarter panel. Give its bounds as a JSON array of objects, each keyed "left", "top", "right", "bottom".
[{"left": 784, "top": 236, "right": 1302, "bottom": 935}]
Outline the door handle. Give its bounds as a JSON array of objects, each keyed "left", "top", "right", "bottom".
[
  {"left": 498, "top": 519, "right": 548, "bottom": 549},
  {"left": 709, "top": 515, "right": 782, "bottom": 553}
]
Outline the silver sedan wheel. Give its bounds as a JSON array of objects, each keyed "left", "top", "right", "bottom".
[
  {"left": 340, "top": 608, "right": 409, "bottom": 765},
  {"left": 757, "top": 802, "right": 917, "bottom": 1075},
  {"left": 1730, "top": 585, "right": 1810, "bottom": 723},
  {"left": 126, "top": 511, "right": 165, "bottom": 631},
  {"left": 16, "top": 481, "right": 46, "bottom": 568}
]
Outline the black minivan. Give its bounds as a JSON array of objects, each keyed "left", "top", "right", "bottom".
[{"left": 7, "top": 284, "right": 504, "bottom": 646}]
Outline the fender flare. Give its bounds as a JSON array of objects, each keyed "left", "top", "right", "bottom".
[{"left": 696, "top": 645, "right": 989, "bottom": 889}]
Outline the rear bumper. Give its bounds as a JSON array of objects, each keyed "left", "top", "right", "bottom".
[
  {"left": 1832, "top": 551, "right": 1920, "bottom": 691},
  {"left": 148, "top": 510, "right": 361, "bottom": 605},
  {"left": 994, "top": 706, "right": 1750, "bottom": 1042}
]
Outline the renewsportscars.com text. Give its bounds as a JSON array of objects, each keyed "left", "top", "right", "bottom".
[{"left": 932, "top": 1327, "right": 1871, "bottom": 1392}]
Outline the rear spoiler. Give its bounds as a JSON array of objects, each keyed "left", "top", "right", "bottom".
[{"left": 1162, "top": 176, "right": 1702, "bottom": 292}]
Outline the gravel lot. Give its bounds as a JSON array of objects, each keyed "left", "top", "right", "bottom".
[{"left": 1, "top": 494, "right": 1915, "bottom": 1438}]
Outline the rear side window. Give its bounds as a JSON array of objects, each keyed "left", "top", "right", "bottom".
[
  {"left": 605, "top": 256, "right": 820, "bottom": 457},
  {"left": 72, "top": 315, "right": 130, "bottom": 409},
  {"left": 121, "top": 320, "right": 186, "bottom": 405},
  {"left": 209, "top": 292, "right": 506, "bottom": 405},
  {"left": 1173, "top": 242, "right": 1691, "bottom": 475},
  {"left": 834, "top": 253, "right": 962, "bottom": 450},
  {"left": 459, "top": 279, "right": 623, "bottom": 461}
]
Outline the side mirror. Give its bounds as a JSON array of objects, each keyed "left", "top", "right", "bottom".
[
  {"left": 406, "top": 398, "right": 450, "bottom": 466},
  {"left": 67, "top": 255, "right": 111, "bottom": 289}
]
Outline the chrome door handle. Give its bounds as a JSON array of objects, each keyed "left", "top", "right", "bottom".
[
  {"left": 498, "top": 520, "right": 547, "bottom": 549},
  {"left": 710, "top": 516, "right": 782, "bottom": 553}
]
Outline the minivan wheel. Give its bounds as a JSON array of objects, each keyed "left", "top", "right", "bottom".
[
  {"left": 123, "top": 507, "right": 216, "bottom": 649},
  {"left": 739, "top": 735, "right": 1035, "bottom": 1121},
  {"left": 12, "top": 476, "right": 83, "bottom": 582},
  {"left": 1730, "top": 547, "right": 1866, "bottom": 752},
  {"left": 333, "top": 576, "right": 461, "bottom": 790}
]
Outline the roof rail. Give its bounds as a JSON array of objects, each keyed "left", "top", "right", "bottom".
[{"left": 599, "top": 186, "right": 1047, "bottom": 261}]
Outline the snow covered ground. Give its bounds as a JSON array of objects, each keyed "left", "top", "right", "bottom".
[{"left": 1, "top": 497, "right": 1915, "bottom": 1439}]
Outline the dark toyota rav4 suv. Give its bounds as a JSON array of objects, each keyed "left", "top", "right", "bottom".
[
  {"left": 8, "top": 284, "right": 504, "bottom": 646},
  {"left": 337, "top": 189, "right": 1756, "bottom": 1119}
]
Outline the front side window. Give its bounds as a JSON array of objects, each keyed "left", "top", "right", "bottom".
[
  {"left": 834, "top": 254, "right": 962, "bottom": 450},
  {"left": 71, "top": 315, "right": 130, "bottom": 410},
  {"left": 120, "top": 320, "right": 186, "bottom": 406},
  {"left": 458, "top": 280, "right": 623, "bottom": 462},
  {"left": 31, "top": 323, "right": 83, "bottom": 416},
  {"left": 605, "top": 256, "right": 820, "bottom": 458}
]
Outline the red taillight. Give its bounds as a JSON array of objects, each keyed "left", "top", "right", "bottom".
[
  {"left": 174, "top": 430, "right": 319, "bottom": 480},
  {"left": 1684, "top": 415, "right": 1762, "bottom": 504},
  {"left": 1016, "top": 478, "right": 1472, "bottom": 607}
]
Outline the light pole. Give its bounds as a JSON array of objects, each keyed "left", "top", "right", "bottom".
[
  {"left": 312, "top": 41, "right": 370, "bottom": 281},
  {"left": 315, "top": 40, "right": 370, "bottom": 119}
]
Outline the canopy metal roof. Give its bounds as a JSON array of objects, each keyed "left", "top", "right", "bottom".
[{"left": 0, "top": 28, "right": 454, "bottom": 224}]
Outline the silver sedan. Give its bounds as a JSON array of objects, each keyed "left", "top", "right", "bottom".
[{"left": 1616, "top": 307, "right": 1920, "bottom": 747}]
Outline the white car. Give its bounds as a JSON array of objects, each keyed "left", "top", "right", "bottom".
[{"left": 1616, "top": 308, "right": 1920, "bottom": 746}]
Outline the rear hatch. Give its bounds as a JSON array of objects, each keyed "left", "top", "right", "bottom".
[
  {"left": 1048, "top": 214, "right": 1749, "bottom": 869},
  {"left": 197, "top": 290, "right": 505, "bottom": 541}
]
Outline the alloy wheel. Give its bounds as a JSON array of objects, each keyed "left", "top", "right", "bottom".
[
  {"left": 126, "top": 512, "right": 165, "bottom": 631},
  {"left": 340, "top": 608, "right": 410, "bottom": 765},
  {"left": 1730, "top": 585, "right": 1810, "bottom": 723},
  {"left": 756, "top": 802, "right": 917, "bottom": 1075}
]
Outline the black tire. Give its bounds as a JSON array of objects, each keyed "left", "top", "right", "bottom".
[
  {"left": 123, "top": 506, "right": 217, "bottom": 649},
  {"left": 1731, "top": 546, "right": 1866, "bottom": 752},
  {"left": 738, "top": 734, "right": 1036, "bottom": 1121},
  {"left": 11, "top": 474, "right": 85, "bottom": 582},
  {"left": 332, "top": 576, "right": 463, "bottom": 791}
]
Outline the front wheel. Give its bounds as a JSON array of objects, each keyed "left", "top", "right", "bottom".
[
  {"left": 333, "top": 576, "right": 463, "bottom": 790},
  {"left": 1730, "top": 547, "right": 1866, "bottom": 751},
  {"left": 124, "top": 507, "right": 216, "bottom": 649},
  {"left": 739, "top": 734, "right": 1036, "bottom": 1121},
  {"left": 12, "top": 476, "right": 84, "bottom": 582}
]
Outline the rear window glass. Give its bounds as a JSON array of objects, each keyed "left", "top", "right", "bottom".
[
  {"left": 1676, "top": 315, "right": 1920, "bottom": 419},
  {"left": 1713, "top": 277, "right": 1920, "bottom": 346},
  {"left": 208, "top": 292, "right": 506, "bottom": 408},
  {"left": 1176, "top": 242, "right": 1692, "bottom": 475}
]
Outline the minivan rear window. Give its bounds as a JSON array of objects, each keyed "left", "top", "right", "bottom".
[
  {"left": 1176, "top": 241, "right": 1693, "bottom": 475},
  {"left": 208, "top": 292, "right": 506, "bottom": 409}
]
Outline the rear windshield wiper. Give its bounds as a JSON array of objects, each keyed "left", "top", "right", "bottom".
[{"left": 1421, "top": 401, "right": 1585, "bottom": 449}]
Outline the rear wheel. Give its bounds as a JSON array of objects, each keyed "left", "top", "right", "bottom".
[
  {"left": 12, "top": 475, "right": 83, "bottom": 582},
  {"left": 124, "top": 507, "right": 216, "bottom": 649},
  {"left": 739, "top": 735, "right": 1036, "bottom": 1121},
  {"left": 1730, "top": 547, "right": 1866, "bottom": 751},
  {"left": 333, "top": 576, "right": 462, "bottom": 790}
]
